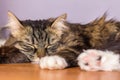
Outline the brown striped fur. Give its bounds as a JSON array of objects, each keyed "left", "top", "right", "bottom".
[{"left": 1, "top": 12, "right": 120, "bottom": 68}]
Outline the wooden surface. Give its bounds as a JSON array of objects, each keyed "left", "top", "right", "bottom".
[{"left": 0, "top": 63, "right": 120, "bottom": 80}]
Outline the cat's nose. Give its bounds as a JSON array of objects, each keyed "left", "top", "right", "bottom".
[{"left": 37, "top": 47, "right": 46, "bottom": 58}]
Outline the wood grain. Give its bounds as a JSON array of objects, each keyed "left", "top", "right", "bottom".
[{"left": 0, "top": 63, "right": 119, "bottom": 80}]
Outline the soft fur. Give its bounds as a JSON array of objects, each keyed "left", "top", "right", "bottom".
[
  {"left": 1, "top": 12, "right": 120, "bottom": 70},
  {"left": 2, "top": 12, "right": 83, "bottom": 69},
  {"left": 77, "top": 49, "right": 120, "bottom": 71},
  {"left": 40, "top": 55, "right": 68, "bottom": 70},
  {"left": 0, "top": 46, "right": 30, "bottom": 63}
]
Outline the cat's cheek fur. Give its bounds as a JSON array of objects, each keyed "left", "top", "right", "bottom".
[{"left": 39, "top": 56, "right": 68, "bottom": 70}]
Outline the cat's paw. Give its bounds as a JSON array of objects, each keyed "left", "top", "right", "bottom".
[
  {"left": 39, "top": 56, "right": 68, "bottom": 70},
  {"left": 77, "top": 49, "right": 103, "bottom": 71}
]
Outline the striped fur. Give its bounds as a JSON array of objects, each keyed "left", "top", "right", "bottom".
[
  {"left": 3, "top": 12, "right": 87, "bottom": 67},
  {"left": 1, "top": 12, "right": 120, "bottom": 69}
]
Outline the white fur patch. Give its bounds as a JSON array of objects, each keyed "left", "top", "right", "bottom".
[
  {"left": 100, "top": 51, "right": 120, "bottom": 71},
  {"left": 39, "top": 56, "right": 68, "bottom": 70},
  {"left": 77, "top": 49, "right": 120, "bottom": 71}
]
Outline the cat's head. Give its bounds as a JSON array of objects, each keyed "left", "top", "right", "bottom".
[{"left": 5, "top": 12, "right": 69, "bottom": 58}]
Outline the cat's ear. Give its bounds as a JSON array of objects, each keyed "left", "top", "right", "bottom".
[
  {"left": 50, "top": 13, "right": 68, "bottom": 36},
  {"left": 6, "top": 11, "right": 24, "bottom": 37}
]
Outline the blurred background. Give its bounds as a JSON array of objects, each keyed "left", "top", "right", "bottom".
[
  {"left": 1, "top": 0, "right": 120, "bottom": 26},
  {"left": 0, "top": 0, "right": 120, "bottom": 38}
]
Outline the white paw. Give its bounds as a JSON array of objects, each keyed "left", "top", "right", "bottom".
[
  {"left": 77, "top": 49, "right": 120, "bottom": 71},
  {"left": 39, "top": 56, "right": 68, "bottom": 70}
]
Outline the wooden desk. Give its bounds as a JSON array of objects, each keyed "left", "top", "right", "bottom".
[{"left": 0, "top": 63, "right": 120, "bottom": 80}]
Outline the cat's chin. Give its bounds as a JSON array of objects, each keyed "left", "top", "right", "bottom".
[{"left": 39, "top": 55, "right": 68, "bottom": 70}]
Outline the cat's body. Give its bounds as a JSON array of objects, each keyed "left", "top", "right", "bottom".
[
  {"left": 0, "top": 46, "right": 30, "bottom": 63},
  {"left": 1, "top": 12, "right": 120, "bottom": 70},
  {"left": 78, "top": 33, "right": 120, "bottom": 71},
  {"left": 74, "top": 15, "right": 120, "bottom": 71}
]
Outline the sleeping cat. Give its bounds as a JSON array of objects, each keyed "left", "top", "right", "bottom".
[
  {"left": 3, "top": 12, "right": 86, "bottom": 69},
  {"left": 2, "top": 12, "right": 120, "bottom": 70}
]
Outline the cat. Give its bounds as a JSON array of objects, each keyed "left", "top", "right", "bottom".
[
  {"left": 2, "top": 12, "right": 120, "bottom": 70},
  {"left": 2, "top": 12, "right": 86, "bottom": 70}
]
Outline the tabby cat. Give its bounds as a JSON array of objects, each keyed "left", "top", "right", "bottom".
[
  {"left": 1, "top": 12, "right": 120, "bottom": 70},
  {"left": 2, "top": 12, "right": 85, "bottom": 69}
]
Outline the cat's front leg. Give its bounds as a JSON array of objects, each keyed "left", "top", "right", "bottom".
[{"left": 39, "top": 55, "right": 68, "bottom": 70}]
